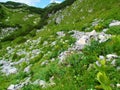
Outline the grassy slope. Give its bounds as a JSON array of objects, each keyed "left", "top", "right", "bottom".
[
  {"left": 0, "top": 5, "right": 40, "bottom": 43},
  {"left": 47, "top": 0, "right": 120, "bottom": 31},
  {"left": 0, "top": 0, "right": 120, "bottom": 90}
]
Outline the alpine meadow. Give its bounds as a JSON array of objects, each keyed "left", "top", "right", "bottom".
[{"left": 0, "top": 0, "right": 120, "bottom": 90}]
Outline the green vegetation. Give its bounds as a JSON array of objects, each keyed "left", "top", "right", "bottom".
[
  {"left": 0, "top": 0, "right": 120, "bottom": 90},
  {"left": 95, "top": 59, "right": 112, "bottom": 90},
  {"left": 0, "top": 4, "right": 41, "bottom": 42},
  {"left": 107, "top": 26, "right": 120, "bottom": 35}
]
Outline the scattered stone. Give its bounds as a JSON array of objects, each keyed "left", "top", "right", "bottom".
[
  {"left": 109, "top": 20, "right": 120, "bottom": 27},
  {"left": 13, "top": 58, "right": 26, "bottom": 65},
  {"left": 58, "top": 30, "right": 111, "bottom": 63},
  {"left": 111, "top": 59, "right": 116, "bottom": 66},
  {"left": 32, "top": 49, "right": 40, "bottom": 55},
  {"left": 56, "top": 31, "right": 65, "bottom": 38},
  {"left": 51, "top": 41, "right": 56, "bottom": 46},
  {"left": 103, "top": 28, "right": 108, "bottom": 32},
  {"left": 0, "top": 27, "right": 18, "bottom": 40},
  {"left": 117, "top": 84, "right": 120, "bottom": 88},
  {"left": 1, "top": 18, "right": 117, "bottom": 90},
  {"left": 39, "top": 80, "right": 47, "bottom": 88},
  {"left": 33, "top": 79, "right": 47, "bottom": 88},
  {"left": 95, "top": 61, "right": 101, "bottom": 67},
  {"left": 22, "top": 77, "right": 31, "bottom": 86},
  {"left": 6, "top": 47, "right": 12, "bottom": 51},
  {"left": 7, "top": 84, "right": 15, "bottom": 90},
  {"left": 28, "top": 14, "right": 34, "bottom": 17},
  {"left": 33, "top": 76, "right": 55, "bottom": 88},
  {"left": 43, "top": 41, "right": 48, "bottom": 45},
  {"left": 99, "top": 55, "right": 105, "bottom": 60},
  {"left": 89, "top": 30, "right": 97, "bottom": 37},
  {"left": 58, "top": 51, "right": 72, "bottom": 64},
  {"left": 106, "top": 54, "right": 118, "bottom": 61},
  {"left": 24, "top": 65, "right": 32, "bottom": 73},
  {"left": 55, "top": 15, "right": 64, "bottom": 24},
  {"left": 0, "top": 60, "right": 17, "bottom": 75},
  {"left": 49, "top": 76, "right": 56, "bottom": 86},
  {"left": 92, "top": 19, "right": 102, "bottom": 26},
  {"left": 2, "top": 66, "right": 17, "bottom": 75},
  {"left": 55, "top": 17, "right": 61, "bottom": 24},
  {"left": 41, "top": 60, "right": 49, "bottom": 66},
  {"left": 7, "top": 77, "right": 31, "bottom": 90},
  {"left": 76, "top": 36, "right": 87, "bottom": 45},
  {"left": 98, "top": 34, "right": 110, "bottom": 43}
]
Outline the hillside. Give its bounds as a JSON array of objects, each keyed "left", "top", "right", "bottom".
[
  {"left": 0, "top": 3, "right": 42, "bottom": 43},
  {"left": 0, "top": 0, "right": 120, "bottom": 90}
]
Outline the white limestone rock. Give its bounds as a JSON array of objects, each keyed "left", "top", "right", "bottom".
[
  {"left": 49, "top": 76, "right": 56, "bottom": 86},
  {"left": 7, "top": 84, "right": 15, "bottom": 90},
  {"left": 56, "top": 31, "right": 65, "bottom": 38},
  {"left": 0, "top": 60, "right": 17, "bottom": 75},
  {"left": 58, "top": 30, "right": 111, "bottom": 64},
  {"left": 111, "top": 59, "right": 116, "bottom": 66},
  {"left": 98, "top": 34, "right": 107, "bottom": 43},
  {"left": 103, "top": 28, "right": 108, "bottom": 32},
  {"left": 1, "top": 65, "right": 17, "bottom": 75},
  {"left": 99, "top": 55, "right": 105, "bottom": 60},
  {"left": 89, "top": 30, "right": 97, "bottom": 37},
  {"left": 76, "top": 37, "right": 87, "bottom": 45},
  {"left": 109, "top": 20, "right": 120, "bottom": 27},
  {"left": 24, "top": 65, "right": 32, "bottom": 73},
  {"left": 41, "top": 60, "right": 49, "bottom": 66},
  {"left": 51, "top": 41, "right": 56, "bottom": 46},
  {"left": 58, "top": 51, "right": 71, "bottom": 64},
  {"left": 55, "top": 15, "right": 63, "bottom": 24},
  {"left": 32, "top": 78, "right": 55, "bottom": 88},
  {"left": 117, "top": 84, "right": 120, "bottom": 88},
  {"left": 92, "top": 19, "right": 101, "bottom": 26},
  {"left": 95, "top": 61, "right": 101, "bottom": 67},
  {"left": 106, "top": 54, "right": 118, "bottom": 60},
  {"left": 32, "top": 49, "right": 40, "bottom": 55},
  {"left": 39, "top": 80, "right": 47, "bottom": 88}
]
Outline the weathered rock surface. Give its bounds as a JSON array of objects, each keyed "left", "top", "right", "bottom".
[
  {"left": 56, "top": 31, "right": 65, "bottom": 38},
  {"left": 109, "top": 20, "right": 120, "bottom": 27},
  {"left": 7, "top": 77, "right": 31, "bottom": 90},
  {"left": 58, "top": 30, "right": 111, "bottom": 63},
  {"left": 0, "top": 60, "right": 17, "bottom": 75},
  {"left": 7, "top": 84, "right": 15, "bottom": 90}
]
